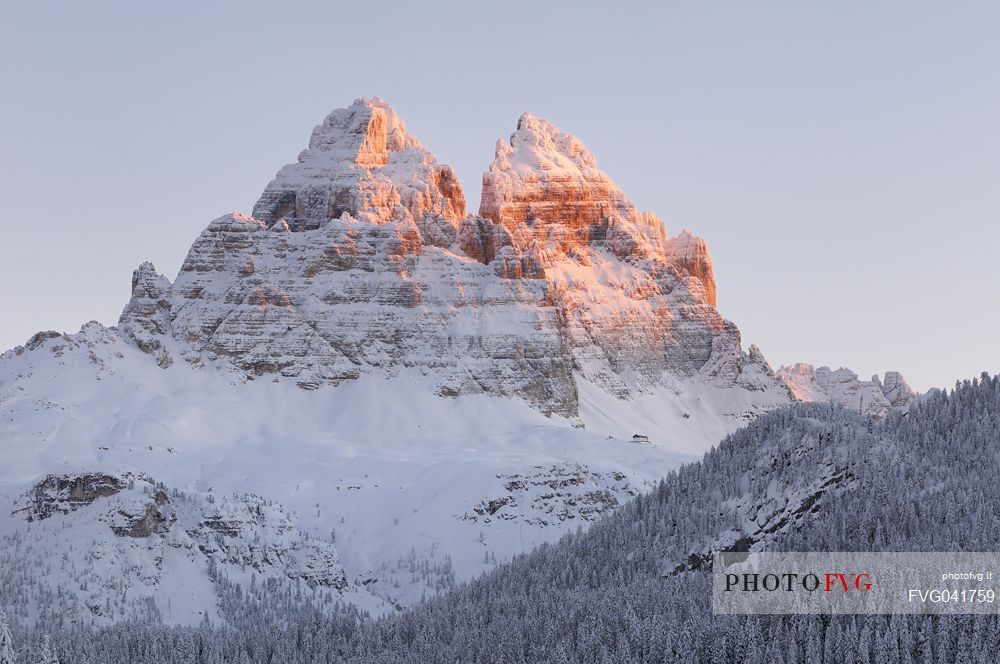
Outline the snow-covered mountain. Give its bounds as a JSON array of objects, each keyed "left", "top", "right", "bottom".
[
  {"left": 119, "top": 98, "right": 785, "bottom": 417},
  {"left": 0, "top": 97, "right": 916, "bottom": 626}
]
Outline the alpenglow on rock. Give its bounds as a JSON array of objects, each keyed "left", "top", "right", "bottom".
[
  {"left": 252, "top": 98, "right": 466, "bottom": 235},
  {"left": 118, "top": 97, "right": 789, "bottom": 416}
]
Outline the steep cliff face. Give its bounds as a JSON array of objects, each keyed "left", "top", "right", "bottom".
[
  {"left": 148, "top": 210, "right": 579, "bottom": 414},
  {"left": 880, "top": 370, "right": 919, "bottom": 408},
  {"left": 479, "top": 114, "right": 652, "bottom": 248},
  {"left": 118, "top": 98, "right": 787, "bottom": 417}
]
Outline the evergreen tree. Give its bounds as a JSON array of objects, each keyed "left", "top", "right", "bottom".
[
  {"left": 36, "top": 636, "right": 57, "bottom": 664},
  {"left": 0, "top": 611, "right": 15, "bottom": 664}
]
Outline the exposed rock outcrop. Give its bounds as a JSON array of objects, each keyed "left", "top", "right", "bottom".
[
  {"left": 118, "top": 262, "right": 174, "bottom": 368},
  {"left": 463, "top": 462, "right": 638, "bottom": 527},
  {"left": 776, "top": 363, "right": 918, "bottom": 418},
  {"left": 107, "top": 487, "right": 173, "bottom": 538},
  {"left": 12, "top": 472, "right": 347, "bottom": 590},
  {"left": 878, "top": 371, "right": 919, "bottom": 409},
  {"left": 193, "top": 494, "right": 347, "bottom": 588},
  {"left": 12, "top": 473, "right": 125, "bottom": 522},
  {"left": 663, "top": 230, "right": 716, "bottom": 307}
]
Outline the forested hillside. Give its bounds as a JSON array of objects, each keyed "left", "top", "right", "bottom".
[{"left": 7, "top": 374, "right": 1000, "bottom": 663}]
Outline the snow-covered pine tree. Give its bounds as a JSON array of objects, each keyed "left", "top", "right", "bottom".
[
  {"left": 36, "top": 636, "right": 57, "bottom": 664},
  {"left": 0, "top": 610, "right": 15, "bottom": 664}
]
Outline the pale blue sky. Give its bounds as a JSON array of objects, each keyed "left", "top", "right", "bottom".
[{"left": 1, "top": 1, "right": 997, "bottom": 390}]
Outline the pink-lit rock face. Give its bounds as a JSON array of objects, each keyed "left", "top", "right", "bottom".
[
  {"left": 480, "top": 114, "right": 637, "bottom": 241},
  {"left": 664, "top": 230, "right": 716, "bottom": 307},
  {"left": 477, "top": 113, "right": 717, "bottom": 304},
  {"left": 252, "top": 97, "right": 466, "bottom": 236},
  {"left": 118, "top": 100, "right": 788, "bottom": 417}
]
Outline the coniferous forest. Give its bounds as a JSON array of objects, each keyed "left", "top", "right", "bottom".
[{"left": 4, "top": 374, "right": 1000, "bottom": 663}]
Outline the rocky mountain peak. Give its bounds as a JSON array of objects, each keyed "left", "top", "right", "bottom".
[
  {"left": 480, "top": 113, "right": 655, "bottom": 245},
  {"left": 478, "top": 113, "right": 716, "bottom": 303},
  {"left": 876, "top": 370, "right": 918, "bottom": 409},
  {"left": 663, "top": 229, "right": 716, "bottom": 307},
  {"left": 252, "top": 97, "right": 466, "bottom": 234},
  {"left": 488, "top": 112, "right": 598, "bottom": 176},
  {"left": 306, "top": 96, "right": 420, "bottom": 166},
  {"left": 109, "top": 98, "right": 790, "bottom": 416}
]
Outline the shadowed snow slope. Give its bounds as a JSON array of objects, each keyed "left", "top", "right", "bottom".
[{"left": 0, "top": 324, "right": 702, "bottom": 624}]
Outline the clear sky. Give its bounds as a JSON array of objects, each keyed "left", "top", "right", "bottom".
[{"left": 1, "top": 1, "right": 997, "bottom": 391}]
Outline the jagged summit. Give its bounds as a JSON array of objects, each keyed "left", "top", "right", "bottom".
[
  {"left": 305, "top": 97, "right": 422, "bottom": 165},
  {"left": 480, "top": 112, "right": 716, "bottom": 305},
  {"left": 253, "top": 97, "right": 466, "bottom": 233},
  {"left": 777, "top": 363, "right": 918, "bottom": 417},
  {"left": 6, "top": 99, "right": 919, "bottom": 421},
  {"left": 106, "top": 98, "right": 790, "bottom": 415},
  {"left": 117, "top": 261, "right": 172, "bottom": 368},
  {"left": 487, "top": 112, "right": 600, "bottom": 177},
  {"left": 11, "top": 97, "right": 914, "bottom": 420},
  {"left": 127, "top": 101, "right": 776, "bottom": 416}
]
